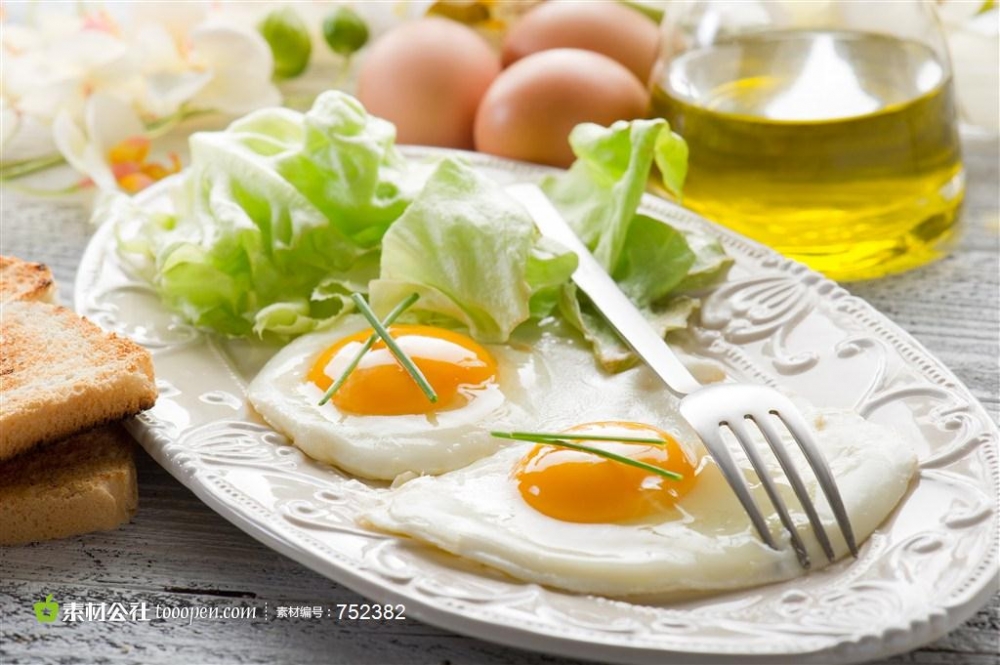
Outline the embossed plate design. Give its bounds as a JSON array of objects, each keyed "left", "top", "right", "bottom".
[{"left": 76, "top": 149, "right": 999, "bottom": 664}]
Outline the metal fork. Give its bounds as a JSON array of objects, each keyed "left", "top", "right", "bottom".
[{"left": 507, "top": 183, "right": 858, "bottom": 568}]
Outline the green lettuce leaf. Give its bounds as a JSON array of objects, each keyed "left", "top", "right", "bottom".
[
  {"left": 674, "top": 231, "right": 733, "bottom": 292},
  {"left": 268, "top": 92, "right": 419, "bottom": 248},
  {"left": 613, "top": 214, "right": 695, "bottom": 307},
  {"left": 559, "top": 285, "right": 699, "bottom": 373},
  {"left": 526, "top": 237, "right": 580, "bottom": 319},
  {"left": 654, "top": 125, "right": 689, "bottom": 200},
  {"left": 111, "top": 90, "right": 729, "bottom": 363},
  {"left": 541, "top": 119, "right": 663, "bottom": 272},
  {"left": 370, "top": 158, "right": 577, "bottom": 342},
  {"left": 542, "top": 117, "right": 729, "bottom": 369},
  {"left": 113, "top": 91, "right": 419, "bottom": 338}
]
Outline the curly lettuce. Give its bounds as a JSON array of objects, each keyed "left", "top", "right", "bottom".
[
  {"left": 111, "top": 91, "right": 730, "bottom": 370},
  {"left": 370, "top": 158, "right": 577, "bottom": 342},
  {"left": 113, "top": 91, "right": 421, "bottom": 338},
  {"left": 542, "top": 118, "right": 732, "bottom": 370}
]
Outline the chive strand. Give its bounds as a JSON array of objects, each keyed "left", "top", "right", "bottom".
[
  {"left": 317, "top": 293, "right": 420, "bottom": 406},
  {"left": 350, "top": 293, "right": 438, "bottom": 404},
  {"left": 491, "top": 433, "right": 684, "bottom": 481},
  {"left": 497, "top": 431, "right": 666, "bottom": 445}
]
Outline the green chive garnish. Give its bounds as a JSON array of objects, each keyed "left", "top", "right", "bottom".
[
  {"left": 350, "top": 293, "right": 438, "bottom": 404},
  {"left": 491, "top": 432, "right": 684, "bottom": 481},
  {"left": 318, "top": 293, "right": 421, "bottom": 406},
  {"left": 495, "top": 431, "right": 667, "bottom": 445}
]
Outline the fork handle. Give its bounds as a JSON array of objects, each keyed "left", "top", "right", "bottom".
[{"left": 507, "top": 183, "right": 702, "bottom": 396}]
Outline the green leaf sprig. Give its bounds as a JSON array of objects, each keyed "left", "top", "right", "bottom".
[
  {"left": 317, "top": 293, "right": 438, "bottom": 407},
  {"left": 492, "top": 431, "right": 684, "bottom": 481}
]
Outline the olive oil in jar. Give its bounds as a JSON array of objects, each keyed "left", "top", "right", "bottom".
[{"left": 651, "top": 30, "right": 963, "bottom": 280}]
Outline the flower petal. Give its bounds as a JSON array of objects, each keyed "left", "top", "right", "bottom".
[
  {"left": 15, "top": 77, "right": 82, "bottom": 121},
  {"left": 49, "top": 30, "right": 130, "bottom": 73},
  {"left": 132, "top": 24, "right": 187, "bottom": 73},
  {"left": 180, "top": 25, "right": 281, "bottom": 114},
  {"left": 141, "top": 70, "right": 213, "bottom": 117},
  {"left": 83, "top": 92, "right": 144, "bottom": 155},
  {"left": 34, "top": 9, "right": 86, "bottom": 42},
  {"left": 52, "top": 108, "right": 117, "bottom": 191},
  {"left": 192, "top": 74, "right": 281, "bottom": 115},
  {"left": 2, "top": 24, "right": 44, "bottom": 53},
  {"left": 2, "top": 50, "right": 65, "bottom": 104},
  {"left": 130, "top": 2, "right": 207, "bottom": 36},
  {"left": 189, "top": 25, "right": 274, "bottom": 76}
]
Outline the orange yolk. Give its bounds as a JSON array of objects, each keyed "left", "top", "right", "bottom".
[
  {"left": 307, "top": 325, "right": 497, "bottom": 416},
  {"left": 514, "top": 422, "right": 698, "bottom": 523}
]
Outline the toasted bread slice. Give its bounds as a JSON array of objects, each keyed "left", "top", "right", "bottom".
[
  {"left": 0, "top": 301, "right": 157, "bottom": 461},
  {"left": 0, "top": 425, "right": 138, "bottom": 545},
  {"left": 0, "top": 255, "right": 56, "bottom": 303}
]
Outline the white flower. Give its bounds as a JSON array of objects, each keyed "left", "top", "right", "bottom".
[
  {"left": 126, "top": 4, "right": 281, "bottom": 119},
  {"left": 1, "top": 3, "right": 285, "bottom": 191},
  {"left": 52, "top": 92, "right": 179, "bottom": 193},
  {"left": 130, "top": 22, "right": 214, "bottom": 119},
  {"left": 129, "top": 22, "right": 281, "bottom": 118},
  {"left": 2, "top": 4, "right": 281, "bottom": 141},
  {"left": 2, "top": 14, "right": 140, "bottom": 123}
]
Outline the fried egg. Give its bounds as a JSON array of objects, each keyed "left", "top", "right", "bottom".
[
  {"left": 248, "top": 316, "right": 518, "bottom": 480},
  {"left": 363, "top": 412, "right": 917, "bottom": 597},
  {"left": 248, "top": 316, "right": 706, "bottom": 481}
]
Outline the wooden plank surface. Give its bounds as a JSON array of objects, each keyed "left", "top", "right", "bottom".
[{"left": 1, "top": 136, "right": 997, "bottom": 665}]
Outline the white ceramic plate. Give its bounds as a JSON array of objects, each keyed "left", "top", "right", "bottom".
[{"left": 76, "top": 149, "right": 998, "bottom": 664}]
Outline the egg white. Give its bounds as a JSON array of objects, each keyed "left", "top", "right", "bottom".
[
  {"left": 248, "top": 315, "right": 719, "bottom": 481},
  {"left": 362, "top": 409, "right": 917, "bottom": 597}
]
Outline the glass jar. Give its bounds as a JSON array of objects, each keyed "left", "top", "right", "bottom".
[{"left": 651, "top": 0, "right": 964, "bottom": 280}]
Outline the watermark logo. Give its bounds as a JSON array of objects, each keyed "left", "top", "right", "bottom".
[
  {"left": 34, "top": 595, "right": 60, "bottom": 623},
  {"left": 31, "top": 597, "right": 406, "bottom": 625}
]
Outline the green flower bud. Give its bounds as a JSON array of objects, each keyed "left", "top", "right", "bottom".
[
  {"left": 258, "top": 8, "right": 312, "bottom": 79},
  {"left": 322, "top": 7, "right": 369, "bottom": 57}
]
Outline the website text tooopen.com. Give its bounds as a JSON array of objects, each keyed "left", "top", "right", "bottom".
[{"left": 155, "top": 605, "right": 259, "bottom": 622}]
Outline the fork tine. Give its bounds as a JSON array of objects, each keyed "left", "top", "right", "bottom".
[
  {"left": 753, "top": 414, "right": 837, "bottom": 562},
  {"left": 771, "top": 404, "right": 859, "bottom": 557},
  {"left": 692, "top": 422, "right": 778, "bottom": 551},
  {"left": 726, "top": 418, "right": 811, "bottom": 568}
]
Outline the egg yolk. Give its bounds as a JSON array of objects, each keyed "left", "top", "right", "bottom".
[
  {"left": 308, "top": 325, "right": 497, "bottom": 416},
  {"left": 513, "top": 422, "right": 698, "bottom": 523}
]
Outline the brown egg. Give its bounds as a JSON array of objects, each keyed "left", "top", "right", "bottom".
[
  {"left": 502, "top": 2, "right": 661, "bottom": 83},
  {"left": 474, "top": 49, "right": 649, "bottom": 168},
  {"left": 357, "top": 18, "right": 500, "bottom": 149}
]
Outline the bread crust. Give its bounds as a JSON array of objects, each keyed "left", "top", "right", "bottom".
[
  {"left": 0, "top": 425, "right": 138, "bottom": 545},
  {"left": 0, "top": 301, "right": 157, "bottom": 461},
  {"left": 0, "top": 255, "right": 56, "bottom": 304}
]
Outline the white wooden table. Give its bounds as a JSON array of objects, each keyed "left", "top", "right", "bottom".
[{"left": 1, "top": 136, "right": 997, "bottom": 665}]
